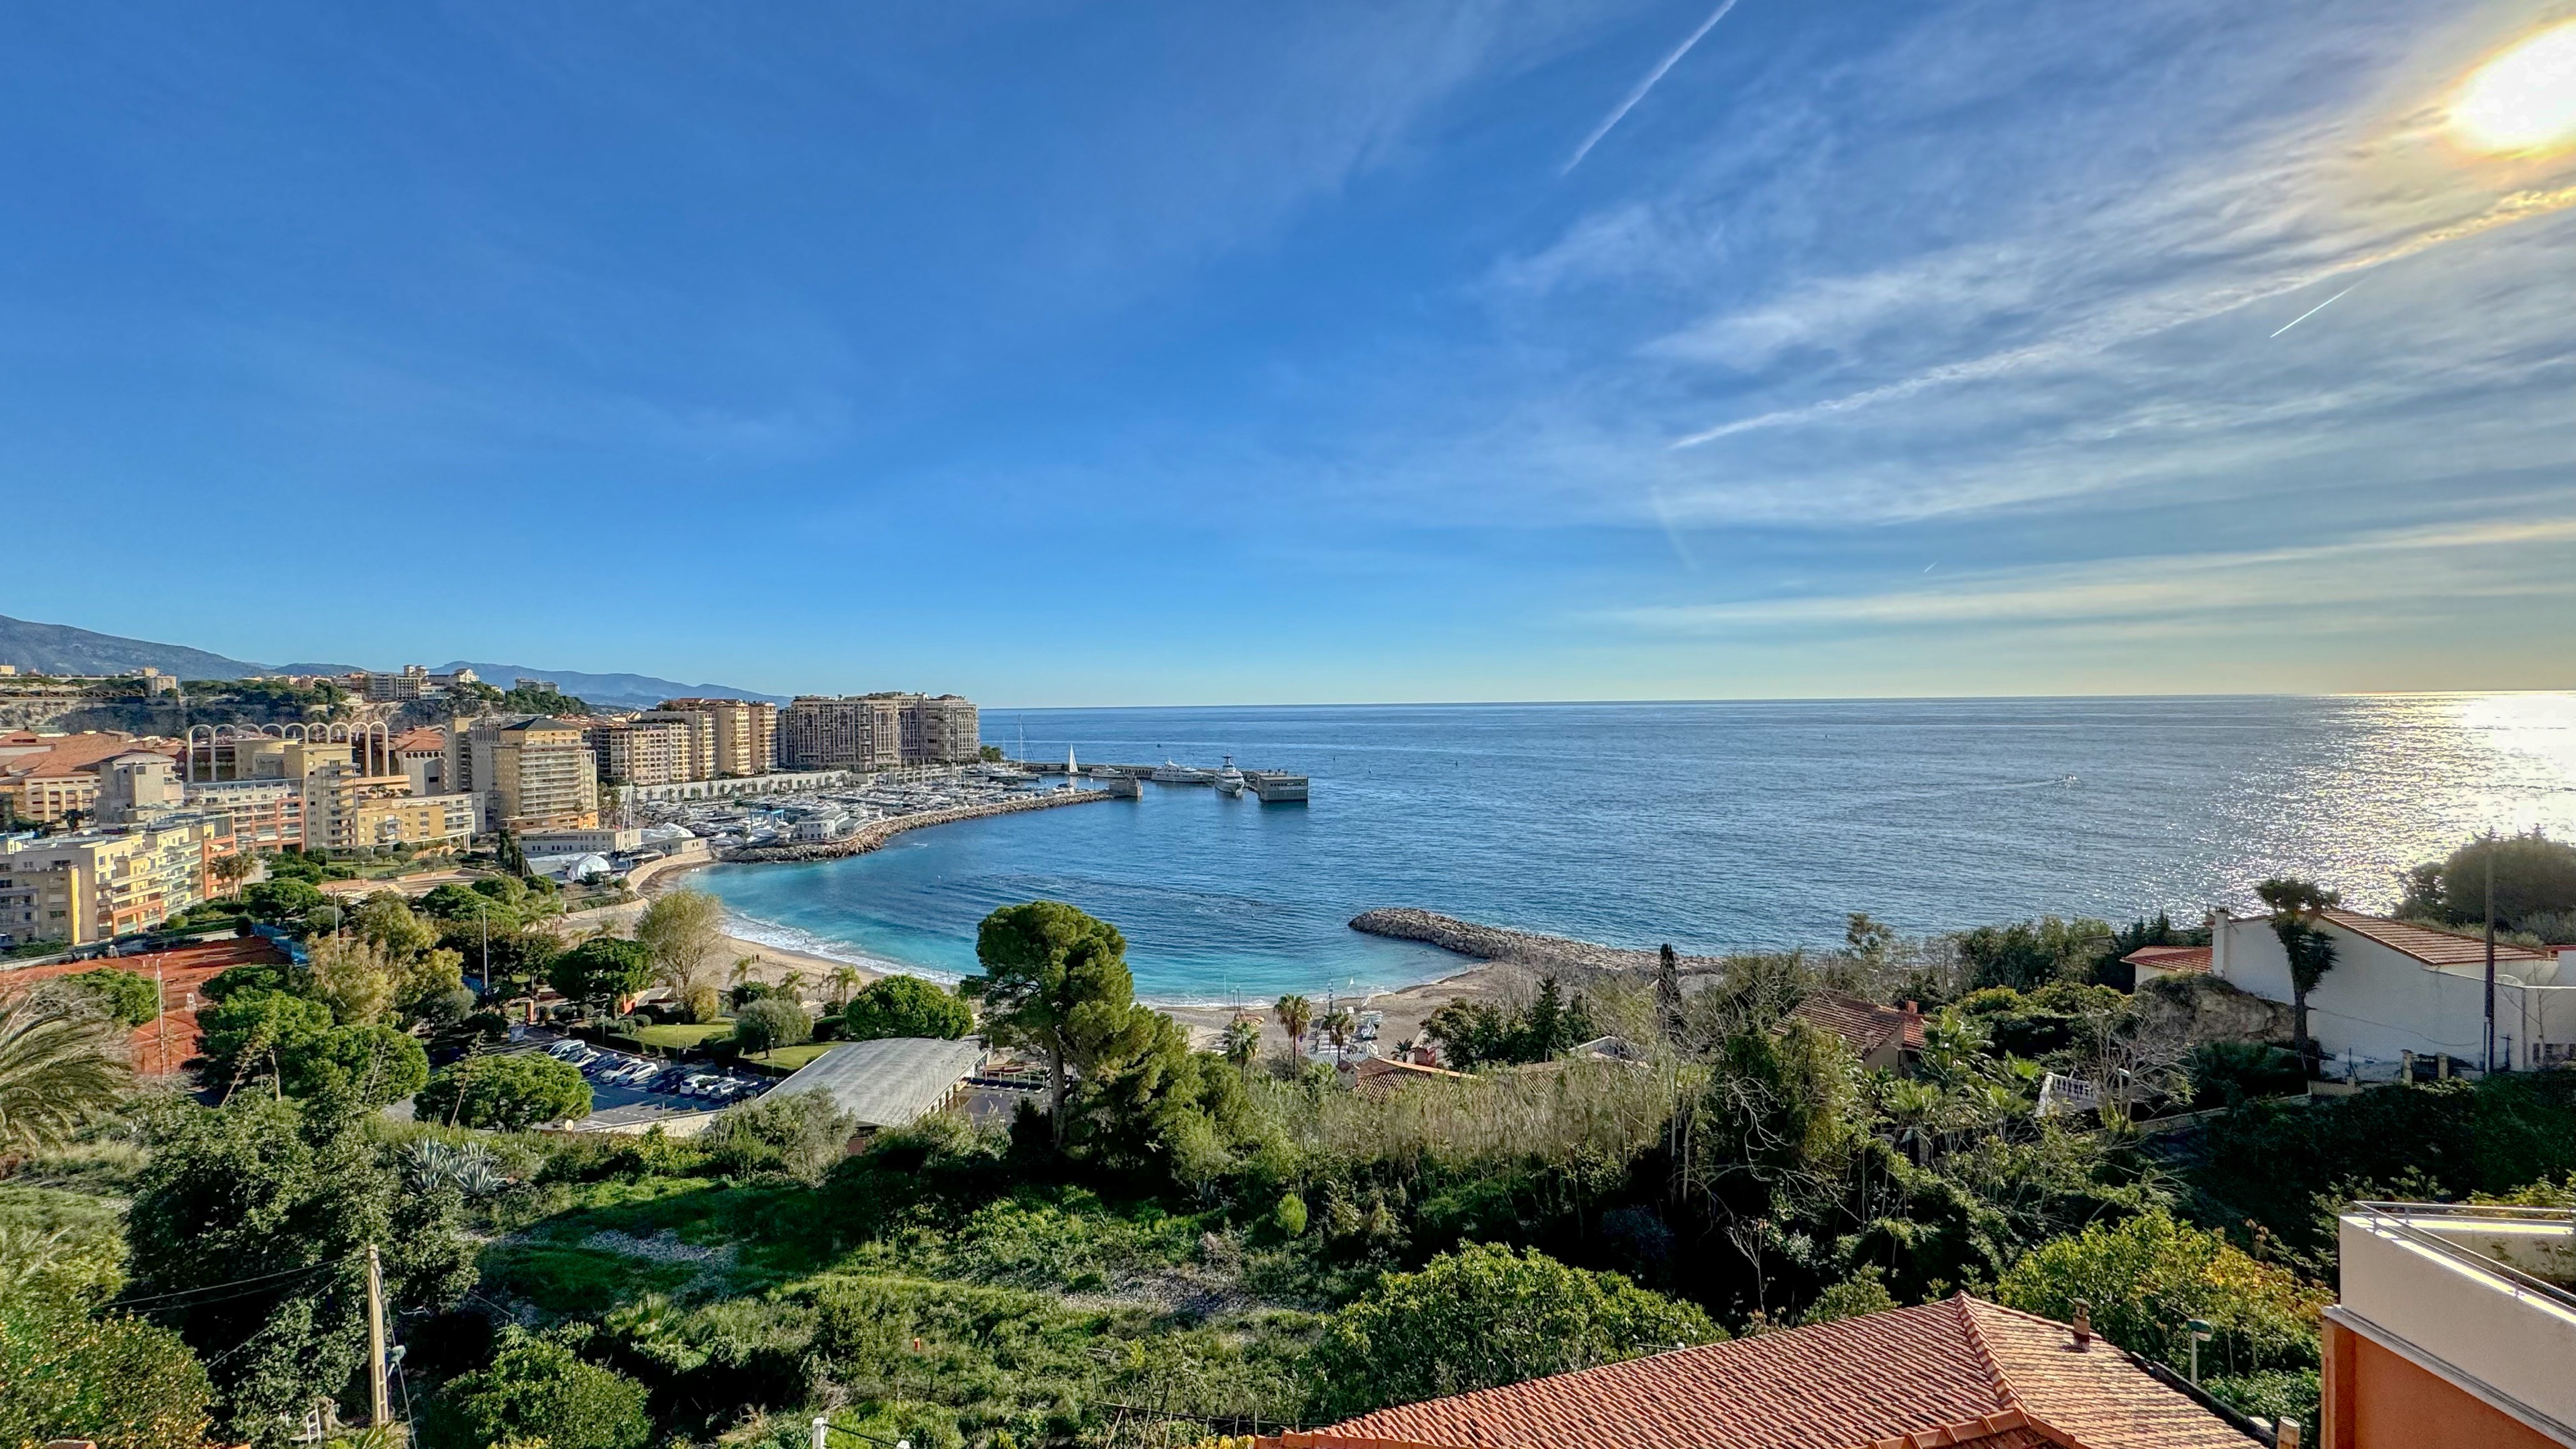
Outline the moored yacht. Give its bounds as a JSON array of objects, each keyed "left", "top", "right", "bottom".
[
  {"left": 1150, "top": 759, "right": 1215, "bottom": 784},
  {"left": 1213, "top": 755, "right": 1246, "bottom": 795}
]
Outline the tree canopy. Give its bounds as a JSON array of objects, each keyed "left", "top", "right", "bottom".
[
  {"left": 843, "top": 974, "right": 974, "bottom": 1041},
  {"left": 549, "top": 935, "right": 655, "bottom": 1014},
  {"left": 417, "top": 1052, "right": 592, "bottom": 1130},
  {"left": 734, "top": 996, "right": 813, "bottom": 1055},
  {"left": 431, "top": 1326, "right": 651, "bottom": 1449},
  {"left": 965, "top": 901, "right": 1134, "bottom": 1147},
  {"left": 1306, "top": 1244, "right": 1722, "bottom": 1419}
]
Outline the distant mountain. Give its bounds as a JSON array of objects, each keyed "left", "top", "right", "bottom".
[
  {"left": 0, "top": 613, "right": 268, "bottom": 678},
  {"left": 437, "top": 663, "right": 785, "bottom": 710},
  {"left": 0, "top": 614, "right": 784, "bottom": 709}
]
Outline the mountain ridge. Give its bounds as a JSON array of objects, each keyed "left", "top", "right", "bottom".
[{"left": 0, "top": 614, "right": 782, "bottom": 708}]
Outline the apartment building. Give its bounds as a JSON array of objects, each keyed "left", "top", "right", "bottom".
[
  {"left": 182, "top": 777, "right": 306, "bottom": 851},
  {"left": 782, "top": 693, "right": 980, "bottom": 770},
  {"left": 301, "top": 760, "right": 475, "bottom": 851},
  {"left": 631, "top": 708, "right": 719, "bottom": 781},
  {"left": 2322, "top": 1201, "right": 2576, "bottom": 1447},
  {"left": 349, "top": 665, "right": 478, "bottom": 701},
  {"left": 659, "top": 698, "right": 778, "bottom": 777},
  {"left": 1, "top": 730, "right": 173, "bottom": 825},
  {"left": 592, "top": 716, "right": 697, "bottom": 786},
  {"left": 0, "top": 814, "right": 226, "bottom": 945},
  {"left": 459, "top": 716, "right": 599, "bottom": 831}
]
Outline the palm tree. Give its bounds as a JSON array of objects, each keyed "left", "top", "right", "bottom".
[
  {"left": 1221, "top": 1017, "right": 1261, "bottom": 1077},
  {"left": 830, "top": 966, "right": 861, "bottom": 1012},
  {"left": 211, "top": 850, "right": 258, "bottom": 899},
  {"left": 1322, "top": 1008, "right": 1356, "bottom": 1059},
  {"left": 0, "top": 992, "right": 131, "bottom": 1155},
  {"left": 2255, "top": 877, "right": 2341, "bottom": 1060},
  {"left": 781, "top": 967, "right": 806, "bottom": 1004},
  {"left": 1273, "top": 994, "right": 1313, "bottom": 1067}
]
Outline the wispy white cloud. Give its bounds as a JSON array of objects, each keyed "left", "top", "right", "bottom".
[{"left": 1607, "top": 516, "right": 2576, "bottom": 633}]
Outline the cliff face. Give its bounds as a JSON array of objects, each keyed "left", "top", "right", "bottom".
[{"left": 0, "top": 682, "right": 386, "bottom": 737}]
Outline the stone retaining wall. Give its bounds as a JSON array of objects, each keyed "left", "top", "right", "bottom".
[{"left": 1347, "top": 907, "right": 1723, "bottom": 977}]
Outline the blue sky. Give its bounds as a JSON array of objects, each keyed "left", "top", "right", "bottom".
[{"left": 3, "top": 0, "right": 2571, "bottom": 704}]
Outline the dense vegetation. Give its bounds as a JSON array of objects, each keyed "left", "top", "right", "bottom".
[{"left": 9, "top": 868, "right": 2576, "bottom": 1448}]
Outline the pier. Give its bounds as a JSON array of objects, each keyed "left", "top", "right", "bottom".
[{"left": 1006, "top": 759, "right": 1308, "bottom": 802}]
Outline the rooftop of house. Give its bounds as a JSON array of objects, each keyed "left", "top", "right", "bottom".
[
  {"left": 2318, "top": 908, "right": 2550, "bottom": 967},
  {"left": 1291, "top": 1295, "right": 2256, "bottom": 1449},
  {"left": 2120, "top": 945, "right": 2212, "bottom": 975},
  {"left": 1784, "top": 989, "right": 1925, "bottom": 1056},
  {"left": 391, "top": 726, "right": 448, "bottom": 755}
]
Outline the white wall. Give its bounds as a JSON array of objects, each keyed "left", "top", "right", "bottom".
[{"left": 2214, "top": 914, "right": 2572, "bottom": 1070}]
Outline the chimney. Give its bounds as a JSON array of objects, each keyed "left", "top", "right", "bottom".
[
  {"left": 2070, "top": 1300, "right": 2093, "bottom": 1349},
  {"left": 2275, "top": 1424, "right": 2300, "bottom": 1449}
]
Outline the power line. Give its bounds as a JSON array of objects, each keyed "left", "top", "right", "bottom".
[{"left": 115, "top": 1255, "right": 354, "bottom": 1308}]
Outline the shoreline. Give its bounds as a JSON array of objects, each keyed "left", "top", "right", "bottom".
[{"left": 617, "top": 809, "right": 1668, "bottom": 1057}]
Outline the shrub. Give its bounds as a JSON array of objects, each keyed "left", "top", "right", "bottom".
[
  {"left": 417, "top": 1053, "right": 592, "bottom": 1130},
  {"left": 0, "top": 1298, "right": 212, "bottom": 1449},
  {"left": 843, "top": 974, "right": 974, "bottom": 1041},
  {"left": 1305, "top": 1243, "right": 1723, "bottom": 1419},
  {"left": 432, "top": 1325, "right": 649, "bottom": 1449},
  {"left": 1270, "top": 1191, "right": 1309, "bottom": 1239},
  {"left": 2186, "top": 1042, "right": 2306, "bottom": 1108},
  {"left": 733, "top": 997, "right": 812, "bottom": 1055},
  {"left": 708, "top": 1089, "right": 859, "bottom": 1183},
  {"left": 1995, "top": 1211, "right": 2326, "bottom": 1377}
]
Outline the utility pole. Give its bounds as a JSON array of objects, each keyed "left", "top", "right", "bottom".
[
  {"left": 154, "top": 957, "right": 168, "bottom": 1075},
  {"left": 2484, "top": 829, "right": 2498, "bottom": 1074},
  {"left": 366, "top": 1243, "right": 391, "bottom": 1430},
  {"left": 478, "top": 900, "right": 490, "bottom": 996}
]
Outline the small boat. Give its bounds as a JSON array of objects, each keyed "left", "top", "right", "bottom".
[
  {"left": 1150, "top": 760, "right": 1214, "bottom": 784},
  {"left": 1214, "top": 755, "right": 1246, "bottom": 796}
]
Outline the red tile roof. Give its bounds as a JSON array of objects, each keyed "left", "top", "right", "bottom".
[
  {"left": 2120, "top": 945, "right": 2211, "bottom": 975},
  {"left": 1289, "top": 1295, "right": 2253, "bottom": 1449},
  {"left": 2321, "top": 909, "right": 2548, "bottom": 967},
  {"left": 390, "top": 727, "right": 448, "bottom": 755},
  {"left": 1785, "top": 989, "right": 1925, "bottom": 1055}
]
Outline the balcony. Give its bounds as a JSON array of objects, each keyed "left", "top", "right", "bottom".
[{"left": 2331, "top": 1202, "right": 2576, "bottom": 1444}]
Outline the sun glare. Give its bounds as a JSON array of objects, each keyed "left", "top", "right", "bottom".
[{"left": 2451, "top": 21, "right": 2576, "bottom": 155}]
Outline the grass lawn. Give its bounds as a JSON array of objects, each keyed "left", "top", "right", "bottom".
[
  {"left": 749, "top": 1042, "right": 839, "bottom": 1071},
  {"left": 634, "top": 1021, "right": 735, "bottom": 1049}
]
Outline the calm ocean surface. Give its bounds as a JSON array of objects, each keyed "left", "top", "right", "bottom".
[{"left": 700, "top": 696, "right": 2576, "bottom": 1004}]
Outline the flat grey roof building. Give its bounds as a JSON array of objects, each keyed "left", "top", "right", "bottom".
[{"left": 769, "top": 1037, "right": 986, "bottom": 1130}]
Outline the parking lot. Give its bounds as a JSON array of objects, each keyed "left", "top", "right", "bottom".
[{"left": 530, "top": 1032, "right": 772, "bottom": 1114}]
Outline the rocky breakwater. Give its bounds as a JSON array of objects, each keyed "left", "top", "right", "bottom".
[
  {"left": 724, "top": 789, "right": 1117, "bottom": 864},
  {"left": 1348, "top": 907, "right": 1725, "bottom": 978}
]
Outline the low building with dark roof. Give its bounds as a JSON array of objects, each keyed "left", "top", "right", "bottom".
[
  {"left": 767, "top": 1036, "right": 985, "bottom": 1132},
  {"left": 1270, "top": 1294, "right": 2261, "bottom": 1449}
]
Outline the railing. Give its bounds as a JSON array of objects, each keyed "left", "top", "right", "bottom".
[{"left": 2346, "top": 1201, "right": 2576, "bottom": 1313}]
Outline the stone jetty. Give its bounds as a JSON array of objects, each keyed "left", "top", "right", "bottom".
[
  {"left": 1347, "top": 907, "right": 1725, "bottom": 977},
  {"left": 725, "top": 788, "right": 1117, "bottom": 864}
]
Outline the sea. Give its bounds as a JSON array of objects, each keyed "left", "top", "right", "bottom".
[{"left": 698, "top": 695, "right": 2576, "bottom": 1005}]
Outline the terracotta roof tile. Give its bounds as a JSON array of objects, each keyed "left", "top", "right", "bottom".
[
  {"left": 2119, "top": 946, "right": 2211, "bottom": 975},
  {"left": 1786, "top": 989, "right": 1925, "bottom": 1055},
  {"left": 390, "top": 727, "right": 448, "bottom": 755},
  {"left": 2320, "top": 908, "right": 2548, "bottom": 967},
  {"left": 1299, "top": 1296, "right": 2254, "bottom": 1449}
]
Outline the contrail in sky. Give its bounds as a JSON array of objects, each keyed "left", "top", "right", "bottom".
[
  {"left": 1565, "top": 0, "right": 1743, "bottom": 174},
  {"left": 2268, "top": 284, "right": 2357, "bottom": 338}
]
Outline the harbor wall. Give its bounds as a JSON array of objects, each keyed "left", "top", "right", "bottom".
[{"left": 724, "top": 787, "right": 1118, "bottom": 864}]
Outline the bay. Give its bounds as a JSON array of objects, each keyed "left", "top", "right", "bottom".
[{"left": 699, "top": 694, "right": 2576, "bottom": 1004}]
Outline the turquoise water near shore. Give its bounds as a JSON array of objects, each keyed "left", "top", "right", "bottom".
[{"left": 700, "top": 695, "right": 2576, "bottom": 1003}]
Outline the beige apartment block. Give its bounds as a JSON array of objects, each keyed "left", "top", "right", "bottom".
[
  {"left": 464, "top": 716, "right": 599, "bottom": 831},
  {"left": 593, "top": 716, "right": 696, "bottom": 786},
  {"left": 182, "top": 777, "right": 307, "bottom": 851},
  {"left": 659, "top": 698, "right": 778, "bottom": 776},
  {"left": 0, "top": 814, "right": 224, "bottom": 944},
  {"left": 630, "top": 709, "right": 718, "bottom": 781},
  {"left": 301, "top": 761, "right": 474, "bottom": 851}
]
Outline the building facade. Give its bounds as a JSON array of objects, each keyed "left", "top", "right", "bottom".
[
  {"left": 0, "top": 814, "right": 225, "bottom": 945},
  {"left": 462, "top": 716, "right": 599, "bottom": 831},
  {"left": 591, "top": 716, "right": 696, "bottom": 786},
  {"left": 2200, "top": 908, "right": 2573, "bottom": 1073},
  {"left": 631, "top": 709, "right": 719, "bottom": 782},
  {"left": 2322, "top": 1201, "right": 2575, "bottom": 1448},
  {"left": 182, "top": 777, "right": 306, "bottom": 851},
  {"left": 301, "top": 761, "right": 474, "bottom": 851},
  {"left": 659, "top": 698, "right": 778, "bottom": 777},
  {"left": 782, "top": 694, "right": 979, "bottom": 771}
]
